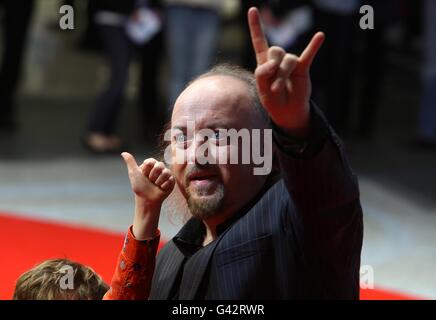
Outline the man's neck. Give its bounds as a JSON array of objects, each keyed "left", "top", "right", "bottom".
[
  {"left": 198, "top": 176, "right": 277, "bottom": 247},
  {"left": 201, "top": 211, "right": 232, "bottom": 246},
  {"left": 202, "top": 227, "right": 217, "bottom": 247}
]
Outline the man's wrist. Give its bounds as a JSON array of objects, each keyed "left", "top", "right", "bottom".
[
  {"left": 133, "top": 197, "right": 162, "bottom": 240},
  {"left": 271, "top": 102, "right": 311, "bottom": 139},
  {"left": 132, "top": 220, "right": 159, "bottom": 241},
  {"left": 271, "top": 101, "right": 329, "bottom": 159}
]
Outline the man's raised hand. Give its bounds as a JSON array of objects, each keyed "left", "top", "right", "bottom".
[
  {"left": 121, "top": 152, "right": 174, "bottom": 207},
  {"left": 122, "top": 152, "right": 175, "bottom": 240},
  {"left": 248, "top": 7, "right": 325, "bottom": 137}
]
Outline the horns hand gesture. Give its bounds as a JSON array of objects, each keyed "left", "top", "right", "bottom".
[{"left": 248, "top": 7, "right": 325, "bottom": 137}]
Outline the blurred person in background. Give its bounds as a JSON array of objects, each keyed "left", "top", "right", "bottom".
[
  {"left": 76, "top": 0, "right": 101, "bottom": 51},
  {"left": 258, "top": 0, "right": 313, "bottom": 53},
  {"left": 416, "top": 0, "right": 436, "bottom": 149},
  {"left": 0, "top": 0, "right": 34, "bottom": 132},
  {"left": 310, "top": 0, "right": 360, "bottom": 137},
  {"left": 240, "top": 0, "right": 263, "bottom": 71},
  {"left": 84, "top": 0, "right": 162, "bottom": 153},
  {"left": 137, "top": 1, "right": 166, "bottom": 141},
  {"left": 239, "top": 0, "right": 313, "bottom": 72},
  {"left": 354, "top": 0, "right": 396, "bottom": 139},
  {"left": 83, "top": 0, "right": 140, "bottom": 153},
  {"left": 164, "top": 0, "right": 222, "bottom": 111}
]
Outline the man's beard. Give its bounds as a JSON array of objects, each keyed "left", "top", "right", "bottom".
[
  {"left": 186, "top": 182, "right": 225, "bottom": 220},
  {"left": 184, "top": 164, "right": 225, "bottom": 220}
]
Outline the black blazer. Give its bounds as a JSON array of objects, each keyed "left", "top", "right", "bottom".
[{"left": 149, "top": 108, "right": 363, "bottom": 299}]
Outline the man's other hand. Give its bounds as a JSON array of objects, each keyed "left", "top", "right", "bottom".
[{"left": 248, "top": 7, "right": 325, "bottom": 138}]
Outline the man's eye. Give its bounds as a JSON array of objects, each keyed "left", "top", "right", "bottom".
[
  {"left": 174, "top": 133, "right": 187, "bottom": 144},
  {"left": 212, "top": 130, "right": 226, "bottom": 140}
]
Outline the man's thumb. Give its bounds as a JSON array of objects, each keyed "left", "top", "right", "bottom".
[{"left": 121, "top": 152, "right": 138, "bottom": 171}]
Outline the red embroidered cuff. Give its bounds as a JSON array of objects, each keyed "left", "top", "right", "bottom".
[{"left": 121, "top": 226, "right": 160, "bottom": 265}]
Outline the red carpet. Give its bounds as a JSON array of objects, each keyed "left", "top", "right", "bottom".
[{"left": 0, "top": 212, "right": 422, "bottom": 300}]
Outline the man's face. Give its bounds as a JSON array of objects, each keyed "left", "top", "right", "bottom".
[{"left": 170, "top": 76, "right": 268, "bottom": 222}]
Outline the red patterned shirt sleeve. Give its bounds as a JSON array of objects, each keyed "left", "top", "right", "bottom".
[{"left": 103, "top": 226, "right": 160, "bottom": 300}]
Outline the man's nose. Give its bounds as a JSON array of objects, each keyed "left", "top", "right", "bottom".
[{"left": 186, "top": 135, "right": 211, "bottom": 165}]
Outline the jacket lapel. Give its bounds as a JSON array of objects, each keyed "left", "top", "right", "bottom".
[
  {"left": 148, "top": 241, "right": 185, "bottom": 300},
  {"left": 177, "top": 236, "right": 224, "bottom": 300}
]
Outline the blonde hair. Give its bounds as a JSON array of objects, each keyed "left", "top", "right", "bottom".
[{"left": 13, "top": 258, "right": 109, "bottom": 300}]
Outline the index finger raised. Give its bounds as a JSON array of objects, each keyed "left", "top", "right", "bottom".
[{"left": 248, "top": 7, "right": 269, "bottom": 65}]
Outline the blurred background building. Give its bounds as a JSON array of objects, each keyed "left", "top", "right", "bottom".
[{"left": 0, "top": 0, "right": 435, "bottom": 299}]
